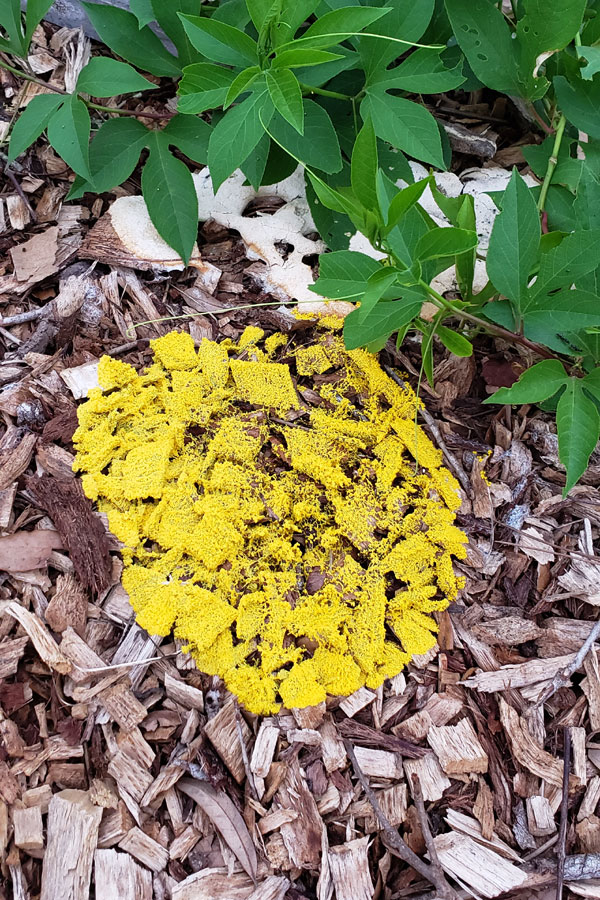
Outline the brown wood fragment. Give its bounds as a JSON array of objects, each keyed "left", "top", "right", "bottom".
[
  {"left": 108, "top": 749, "right": 154, "bottom": 803},
  {"left": 579, "top": 777, "right": 600, "bottom": 822},
  {"left": 433, "top": 832, "right": 527, "bottom": 897},
  {"left": 26, "top": 474, "right": 113, "bottom": 595},
  {"left": 291, "top": 701, "right": 325, "bottom": 729},
  {"left": 98, "top": 681, "right": 147, "bottom": 733},
  {"left": 352, "top": 783, "right": 407, "bottom": 833},
  {"left": 98, "top": 802, "right": 135, "bottom": 849},
  {"left": 328, "top": 837, "right": 374, "bottom": 900},
  {"left": 393, "top": 692, "right": 462, "bottom": 742},
  {"left": 527, "top": 795, "right": 556, "bottom": 837},
  {"left": 571, "top": 726, "right": 588, "bottom": 787},
  {"left": 204, "top": 699, "right": 251, "bottom": 784},
  {"left": 584, "top": 650, "right": 600, "bottom": 732},
  {"left": 0, "top": 636, "right": 28, "bottom": 679},
  {"left": 119, "top": 826, "right": 169, "bottom": 872},
  {"left": 427, "top": 718, "right": 488, "bottom": 775},
  {"left": 404, "top": 753, "right": 451, "bottom": 802},
  {"left": 164, "top": 673, "right": 204, "bottom": 711},
  {"left": 45, "top": 573, "right": 87, "bottom": 636},
  {"left": 352, "top": 746, "right": 402, "bottom": 780},
  {"left": 0, "top": 432, "right": 37, "bottom": 491},
  {"left": 94, "top": 848, "right": 152, "bottom": 899},
  {"left": 5, "top": 601, "right": 72, "bottom": 675},
  {"left": 275, "top": 755, "right": 322, "bottom": 870},
  {"left": 444, "top": 809, "right": 520, "bottom": 861},
  {"left": 171, "top": 869, "right": 256, "bottom": 900},
  {"left": 339, "top": 687, "right": 376, "bottom": 717},
  {"left": 499, "top": 699, "right": 574, "bottom": 789},
  {"left": 319, "top": 716, "right": 347, "bottom": 773},
  {"left": 41, "top": 790, "right": 103, "bottom": 900},
  {"left": 13, "top": 805, "right": 44, "bottom": 852},
  {"left": 463, "top": 653, "right": 575, "bottom": 693},
  {"left": 0, "top": 760, "right": 21, "bottom": 804}
]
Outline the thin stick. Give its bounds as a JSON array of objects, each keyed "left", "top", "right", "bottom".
[
  {"left": 343, "top": 739, "right": 459, "bottom": 899},
  {"left": 384, "top": 364, "right": 473, "bottom": 498},
  {"left": 556, "top": 727, "right": 571, "bottom": 900},
  {"left": 410, "top": 773, "right": 452, "bottom": 893},
  {"left": 4, "top": 165, "right": 38, "bottom": 222},
  {"left": 535, "top": 617, "right": 600, "bottom": 708}
]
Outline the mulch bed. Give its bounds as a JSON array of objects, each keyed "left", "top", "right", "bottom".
[{"left": 2, "top": 17, "right": 600, "bottom": 900}]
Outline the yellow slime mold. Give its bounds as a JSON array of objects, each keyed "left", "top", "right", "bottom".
[{"left": 73, "top": 327, "right": 466, "bottom": 714}]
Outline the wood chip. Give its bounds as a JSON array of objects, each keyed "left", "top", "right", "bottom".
[
  {"left": 353, "top": 746, "right": 403, "bottom": 780},
  {"left": 339, "top": 688, "right": 376, "bottom": 717},
  {"left": 499, "top": 699, "right": 573, "bottom": 788},
  {"left": 393, "top": 692, "right": 463, "bottom": 742},
  {"left": 427, "top": 718, "right": 488, "bottom": 775},
  {"left": 13, "top": 805, "right": 44, "bottom": 852},
  {"left": 164, "top": 673, "right": 204, "bottom": 711},
  {"left": 118, "top": 826, "right": 169, "bottom": 872},
  {"left": 434, "top": 831, "right": 528, "bottom": 898},
  {"left": 463, "top": 654, "right": 575, "bottom": 692},
  {"left": 94, "top": 848, "right": 152, "bottom": 899},
  {"left": 328, "top": 837, "right": 374, "bottom": 900},
  {"left": 204, "top": 699, "right": 251, "bottom": 784},
  {"left": 40, "top": 790, "right": 102, "bottom": 900},
  {"left": 404, "top": 753, "right": 451, "bottom": 802},
  {"left": 275, "top": 755, "right": 322, "bottom": 870},
  {"left": 4, "top": 601, "right": 72, "bottom": 675},
  {"left": 45, "top": 573, "right": 87, "bottom": 636}
]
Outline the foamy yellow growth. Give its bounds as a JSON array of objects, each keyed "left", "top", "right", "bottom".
[{"left": 73, "top": 328, "right": 467, "bottom": 714}]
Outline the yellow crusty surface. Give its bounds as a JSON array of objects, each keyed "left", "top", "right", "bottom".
[{"left": 73, "top": 326, "right": 467, "bottom": 714}]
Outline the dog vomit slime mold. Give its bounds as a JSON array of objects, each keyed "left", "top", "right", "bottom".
[{"left": 74, "top": 326, "right": 466, "bottom": 714}]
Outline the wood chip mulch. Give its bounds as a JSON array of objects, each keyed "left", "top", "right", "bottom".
[{"left": 3, "top": 18, "right": 600, "bottom": 900}]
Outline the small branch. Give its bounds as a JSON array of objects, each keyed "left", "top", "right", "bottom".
[
  {"left": 556, "top": 727, "right": 571, "bottom": 900},
  {"left": 343, "top": 739, "right": 459, "bottom": 900},
  {"left": 4, "top": 165, "right": 38, "bottom": 222},
  {"left": 0, "top": 58, "right": 172, "bottom": 122},
  {"left": 384, "top": 364, "right": 473, "bottom": 499},
  {"left": 534, "top": 616, "right": 600, "bottom": 708},
  {"left": 411, "top": 773, "right": 453, "bottom": 895}
]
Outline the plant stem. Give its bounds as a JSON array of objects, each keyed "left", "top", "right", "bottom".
[
  {"left": 0, "top": 58, "right": 170, "bottom": 121},
  {"left": 299, "top": 82, "right": 352, "bottom": 101},
  {"left": 537, "top": 112, "right": 566, "bottom": 212},
  {"left": 417, "top": 279, "right": 557, "bottom": 359}
]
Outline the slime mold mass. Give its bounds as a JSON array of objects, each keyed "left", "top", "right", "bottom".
[{"left": 73, "top": 326, "right": 467, "bottom": 714}]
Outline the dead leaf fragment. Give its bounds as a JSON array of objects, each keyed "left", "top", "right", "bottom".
[
  {"left": 0, "top": 530, "right": 63, "bottom": 572},
  {"left": 178, "top": 777, "right": 258, "bottom": 880}
]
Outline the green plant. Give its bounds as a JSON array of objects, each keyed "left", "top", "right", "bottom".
[{"left": 5, "top": 0, "right": 600, "bottom": 492}]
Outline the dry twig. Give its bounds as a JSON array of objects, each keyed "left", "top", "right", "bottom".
[{"left": 343, "top": 739, "right": 459, "bottom": 900}]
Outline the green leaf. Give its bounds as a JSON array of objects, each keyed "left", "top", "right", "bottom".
[
  {"left": 557, "top": 378, "right": 600, "bottom": 495},
  {"left": 142, "top": 132, "right": 198, "bottom": 263},
  {"left": 444, "top": 0, "right": 521, "bottom": 95},
  {"left": 521, "top": 289, "right": 600, "bottom": 351},
  {"left": 362, "top": 91, "right": 445, "bottom": 169},
  {"left": 516, "top": 0, "right": 586, "bottom": 89},
  {"left": 344, "top": 293, "right": 423, "bottom": 349},
  {"left": 299, "top": 5, "right": 390, "bottom": 46},
  {"left": 358, "top": 268, "right": 401, "bottom": 321},
  {"left": 266, "top": 69, "right": 304, "bottom": 134},
  {"left": 582, "top": 368, "right": 600, "bottom": 404},
  {"left": 359, "top": 0, "right": 435, "bottom": 79},
  {"left": 241, "top": 131, "right": 271, "bottom": 189},
  {"left": 150, "top": 0, "right": 199, "bottom": 66},
  {"left": 162, "top": 114, "right": 211, "bottom": 163},
  {"left": 486, "top": 168, "right": 540, "bottom": 315},
  {"left": 573, "top": 165, "right": 600, "bottom": 230},
  {"left": 351, "top": 118, "right": 378, "bottom": 213},
  {"left": 178, "top": 63, "right": 236, "bottom": 115},
  {"left": 269, "top": 100, "right": 341, "bottom": 173},
  {"left": 246, "top": 0, "right": 275, "bottom": 31},
  {"left": 7, "top": 93, "right": 64, "bottom": 162},
  {"left": 25, "top": 0, "right": 54, "bottom": 44},
  {"left": 84, "top": 117, "right": 148, "bottom": 195},
  {"left": 179, "top": 14, "right": 258, "bottom": 66},
  {"left": 369, "top": 48, "right": 465, "bottom": 93},
  {"left": 436, "top": 325, "right": 473, "bottom": 356},
  {"left": 484, "top": 359, "right": 569, "bottom": 404},
  {"left": 272, "top": 48, "right": 343, "bottom": 68},
  {"left": 225, "top": 67, "right": 262, "bottom": 108},
  {"left": 384, "top": 178, "right": 431, "bottom": 233},
  {"left": 415, "top": 226, "right": 477, "bottom": 261},
  {"left": 46, "top": 94, "right": 92, "bottom": 180},
  {"left": 554, "top": 75, "right": 600, "bottom": 141},
  {"left": 580, "top": 45, "right": 600, "bottom": 81},
  {"left": 0, "top": 0, "right": 26, "bottom": 53},
  {"left": 76, "top": 57, "right": 156, "bottom": 97},
  {"left": 130, "top": 0, "right": 155, "bottom": 28},
  {"left": 208, "top": 90, "right": 273, "bottom": 191},
  {"left": 311, "top": 250, "right": 381, "bottom": 299},
  {"left": 530, "top": 229, "right": 600, "bottom": 297},
  {"left": 81, "top": 2, "right": 181, "bottom": 76}
]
